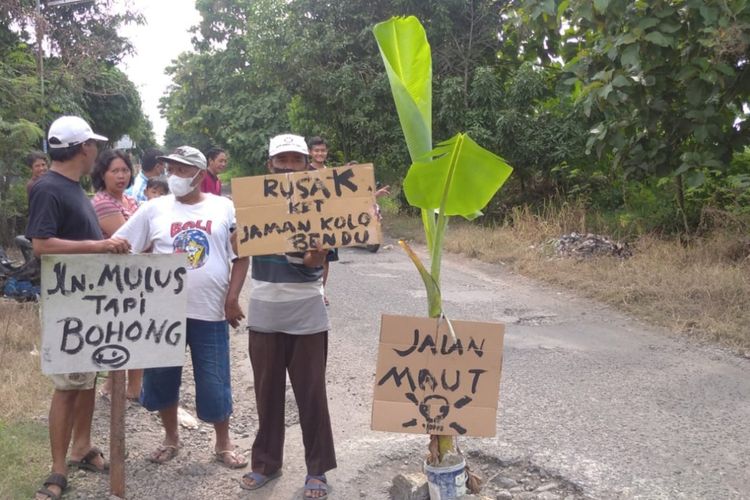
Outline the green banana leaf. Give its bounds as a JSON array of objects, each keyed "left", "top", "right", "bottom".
[
  {"left": 372, "top": 16, "right": 432, "bottom": 162},
  {"left": 403, "top": 133, "right": 513, "bottom": 219}
]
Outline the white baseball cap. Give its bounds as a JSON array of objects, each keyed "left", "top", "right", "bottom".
[
  {"left": 47, "top": 116, "right": 108, "bottom": 149},
  {"left": 269, "top": 134, "right": 309, "bottom": 157}
]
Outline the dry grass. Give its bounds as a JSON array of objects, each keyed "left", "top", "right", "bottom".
[
  {"left": 384, "top": 206, "right": 750, "bottom": 350},
  {"left": 0, "top": 301, "right": 51, "bottom": 499},
  {"left": 0, "top": 301, "right": 50, "bottom": 421}
]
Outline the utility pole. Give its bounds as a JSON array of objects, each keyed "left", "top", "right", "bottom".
[
  {"left": 35, "top": 0, "right": 45, "bottom": 151},
  {"left": 34, "top": 0, "right": 95, "bottom": 152}
]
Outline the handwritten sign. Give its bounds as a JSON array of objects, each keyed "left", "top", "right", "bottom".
[
  {"left": 372, "top": 314, "right": 504, "bottom": 437},
  {"left": 231, "top": 164, "right": 382, "bottom": 256},
  {"left": 40, "top": 254, "right": 188, "bottom": 374}
]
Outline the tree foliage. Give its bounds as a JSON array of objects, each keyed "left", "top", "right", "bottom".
[
  {"left": 515, "top": 0, "right": 750, "bottom": 231},
  {"left": 0, "top": 0, "right": 152, "bottom": 244},
  {"left": 162, "top": 0, "right": 505, "bottom": 182},
  {"left": 161, "top": 0, "right": 750, "bottom": 234}
]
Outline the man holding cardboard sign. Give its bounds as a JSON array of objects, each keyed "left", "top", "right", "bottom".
[
  {"left": 239, "top": 134, "right": 335, "bottom": 498},
  {"left": 230, "top": 145, "right": 382, "bottom": 257},
  {"left": 27, "top": 116, "right": 131, "bottom": 500},
  {"left": 115, "top": 145, "right": 249, "bottom": 468}
]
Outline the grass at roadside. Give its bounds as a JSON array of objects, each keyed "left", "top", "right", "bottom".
[
  {"left": 0, "top": 301, "right": 52, "bottom": 499},
  {"left": 0, "top": 421, "right": 49, "bottom": 499},
  {"left": 384, "top": 206, "right": 750, "bottom": 350}
]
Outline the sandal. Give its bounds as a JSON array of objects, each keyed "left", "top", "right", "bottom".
[
  {"left": 147, "top": 443, "right": 180, "bottom": 464},
  {"left": 68, "top": 446, "right": 109, "bottom": 473},
  {"left": 215, "top": 449, "right": 248, "bottom": 469},
  {"left": 35, "top": 472, "right": 67, "bottom": 500},
  {"left": 304, "top": 474, "right": 329, "bottom": 499},
  {"left": 239, "top": 470, "right": 282, "bottom": 491}
]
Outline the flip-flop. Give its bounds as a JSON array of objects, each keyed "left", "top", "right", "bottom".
[
  {"left": 240, "top": 470, "right": 282, "bottom": 491},
  {"left": 68, "top": 446, "right": 109, "bottom": 473},
  {"left": 304, "top": 474, "right": 329, "bottom": 499},
  {"left": 35, "top": 472, "right": 67, "bottom": 500},
  {"left": 215, "top": 449, "right": 248, "bottom": 469},
  {"left": 147, "top": 443, "right": 180, "bottom": 464}
]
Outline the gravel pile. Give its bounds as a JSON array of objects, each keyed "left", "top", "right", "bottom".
[{"left": 553, "top": 232, "right": 631, "bottom": 259}]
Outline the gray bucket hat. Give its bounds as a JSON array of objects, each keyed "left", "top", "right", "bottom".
[{"left": 158, "top": 145, "right": 207, "bottom": 170}]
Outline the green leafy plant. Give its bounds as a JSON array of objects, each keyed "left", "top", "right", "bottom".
[{"left": 373, "top": 16, "right": 512, "bottom": 465}]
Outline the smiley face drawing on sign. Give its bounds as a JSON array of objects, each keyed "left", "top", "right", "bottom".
[
  {"left": 400, "top": 392, "right": 474, "bottom": 435},
  {"left": 91, "top": 345, "right": 131, "bottom": 369}
]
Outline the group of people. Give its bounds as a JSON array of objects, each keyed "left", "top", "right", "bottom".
[{"left": 28, "top": 116, "right": 340, "bottom": 500}]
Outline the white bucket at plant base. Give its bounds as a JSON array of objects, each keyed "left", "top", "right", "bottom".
[{"left": 424, "top": 458, "right": 467, "bottom": 500}]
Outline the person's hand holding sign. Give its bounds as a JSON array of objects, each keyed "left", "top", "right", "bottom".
[
  {"left": 375, "top": 185, "right": 391, "bottom": 198},
  {"left": 303, "top": 238, "right": 329, "bottom": 268},
  {"left": 99, "top": 236, "right": 131, "bottom": 254}
]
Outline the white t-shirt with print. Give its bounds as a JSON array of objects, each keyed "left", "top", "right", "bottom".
[{"left": 115, "top": 193, "right": 237, "bottom": 322}]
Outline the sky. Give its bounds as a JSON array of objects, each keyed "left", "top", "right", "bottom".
[{"left": 116, "top": 0, "right": 200, "bottom": 145}]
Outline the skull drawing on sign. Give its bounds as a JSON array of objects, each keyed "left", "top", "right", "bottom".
[{"left": 401, "top": 392, "right": 473, "bottom": 435}]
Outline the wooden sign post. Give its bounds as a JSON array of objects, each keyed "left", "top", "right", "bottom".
[
  {"left": 231, "top": 164, "right": 382, "bottom": 256},
  {"left": 372, "top": 314, "right": 504, "bottom": 437},
  {"left": 40, "top": 254, "right": 188, "bottom": 497}
]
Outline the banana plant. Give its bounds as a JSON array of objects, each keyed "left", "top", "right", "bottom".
[{"left": 373, "top": 16, "right": 513, "bottom": 464}]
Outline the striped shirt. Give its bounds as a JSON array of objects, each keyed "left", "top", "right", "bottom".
[{"left": 247, "top": 253, "right": 330, "bottom": 335}]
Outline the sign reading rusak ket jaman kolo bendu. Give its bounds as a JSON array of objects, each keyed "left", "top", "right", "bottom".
[
  {"left": 372, "top": 314, "right": 504, "bottom": 437},
  {"left": 231, "top": 164, "right": 382, "bottom": 256},
  {"left": 41, "top": 254, "right": 188, "bottom": 375}
]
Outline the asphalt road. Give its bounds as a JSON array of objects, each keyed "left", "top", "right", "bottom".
[
  {"left": 69, "top": 239, "right": 750, "bottom": 499},
  {"left": 309, "top": 242, "right": 750, "bottom": 499}
]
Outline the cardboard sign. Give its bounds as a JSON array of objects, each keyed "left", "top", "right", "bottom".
[
  {"left": 372, "top": 314, "right": 504, "bottom": 437},
  {"left": 40, "top": 254, "right": 188, "bottom": 374},
  {"left": 231, "top": 164, "right": 382, "bottom": 256}
]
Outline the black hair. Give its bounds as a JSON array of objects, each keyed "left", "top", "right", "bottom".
[
  {"left": 91, "top": 149, "right": 135, "bottom": 192},
  {"left": 48, "top": 144, "right": 83, "bottom": 162},
  {"left": 141, "top": 148, "right": 164, "bottom": 173},
  {"left": 25, "top": 151, "right": 48, "bottom": 168},
  {"left": 205, "top": 147, "right": 226, "bottom": 162},
  {"left": 308, "top": 136, "right": 327, "bottom": 149},
  {"left": 145, "top": 176, "right": 169, "bottom": 194}
]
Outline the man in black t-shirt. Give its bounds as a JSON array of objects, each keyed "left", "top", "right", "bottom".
[{"left": 28, "top": 116, "right": 130, "bottom": 500}]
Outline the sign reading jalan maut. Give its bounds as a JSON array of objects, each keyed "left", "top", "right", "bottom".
[
  {"left": 372, "top": 314, "right": 505, "bottom": 437},
  {"left": 40, "top": 254, "right": 188, "bottom": 375},
  {"left": 231, "top": 164, "right": 382, "bottom": 257}
]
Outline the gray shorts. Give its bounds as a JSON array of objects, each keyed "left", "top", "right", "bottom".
[{"left": 49, "top": 371, "right": 97, "bottom": 391}]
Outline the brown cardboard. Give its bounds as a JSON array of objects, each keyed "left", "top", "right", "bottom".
[
  {"left": 372, "top": 314, "right": 504, "bottom": 437},
  {"left": 231, "top": 164, "right": 382, "bottom": 256}
]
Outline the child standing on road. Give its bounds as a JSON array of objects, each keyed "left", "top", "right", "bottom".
[{"left": 240, "top": 134, "right": 336, "bottom": 499}]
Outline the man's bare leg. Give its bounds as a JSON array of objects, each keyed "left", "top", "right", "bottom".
[
  {"left": 149, "top": 403, "right": 180, "bottom": 463},
  {"left": 68, "top": 387, "right": 106, "bottom": 469},
  {"left": 214, "top": 419, "right": 246, "bottom": 467},
  {"left": 35, "top": 390, "right": 77, "bottom": 499}
]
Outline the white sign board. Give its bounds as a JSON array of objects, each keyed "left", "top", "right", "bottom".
[{"left": 40, "top": 254, "right": 188, "bottom": 374}]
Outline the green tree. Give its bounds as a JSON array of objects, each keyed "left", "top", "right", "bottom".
[{"left": 519, "top": 0, "right": 750, "bottom": 232}]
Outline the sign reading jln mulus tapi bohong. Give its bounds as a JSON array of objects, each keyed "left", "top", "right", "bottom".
[{"left": 40, "top": 254, "right": 188, "bottom": 374}]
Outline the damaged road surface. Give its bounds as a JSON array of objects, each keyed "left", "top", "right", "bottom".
[{"left": 68, "top": 241, "right": 749, "bottom": 499}]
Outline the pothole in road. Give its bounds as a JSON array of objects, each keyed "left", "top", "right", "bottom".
[
  {"left": 499, "top": 308, "right": 559, "bottom": 326},
  {"left": 353, "top": 449, "right": 586, "bottom": 499},
  {"left": 464, "top": 451, "right": 586, "bottom": 500},
  {"left": 515, "top": 315, "right": 558, "bottom": 326}
]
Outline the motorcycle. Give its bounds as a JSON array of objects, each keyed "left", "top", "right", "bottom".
[{"left": 0, "top": 236, "right": 41, "bottom": 301}]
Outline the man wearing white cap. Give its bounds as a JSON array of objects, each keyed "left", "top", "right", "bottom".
[
  {"left": 27, "top": 115, "right": 131, "bottom": 500},
  {"left": 240, "top": 134, "right": 336, "bottom": 498},
  {"left": 115, "top": 145, "right": 249, "bottom": 468}
]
